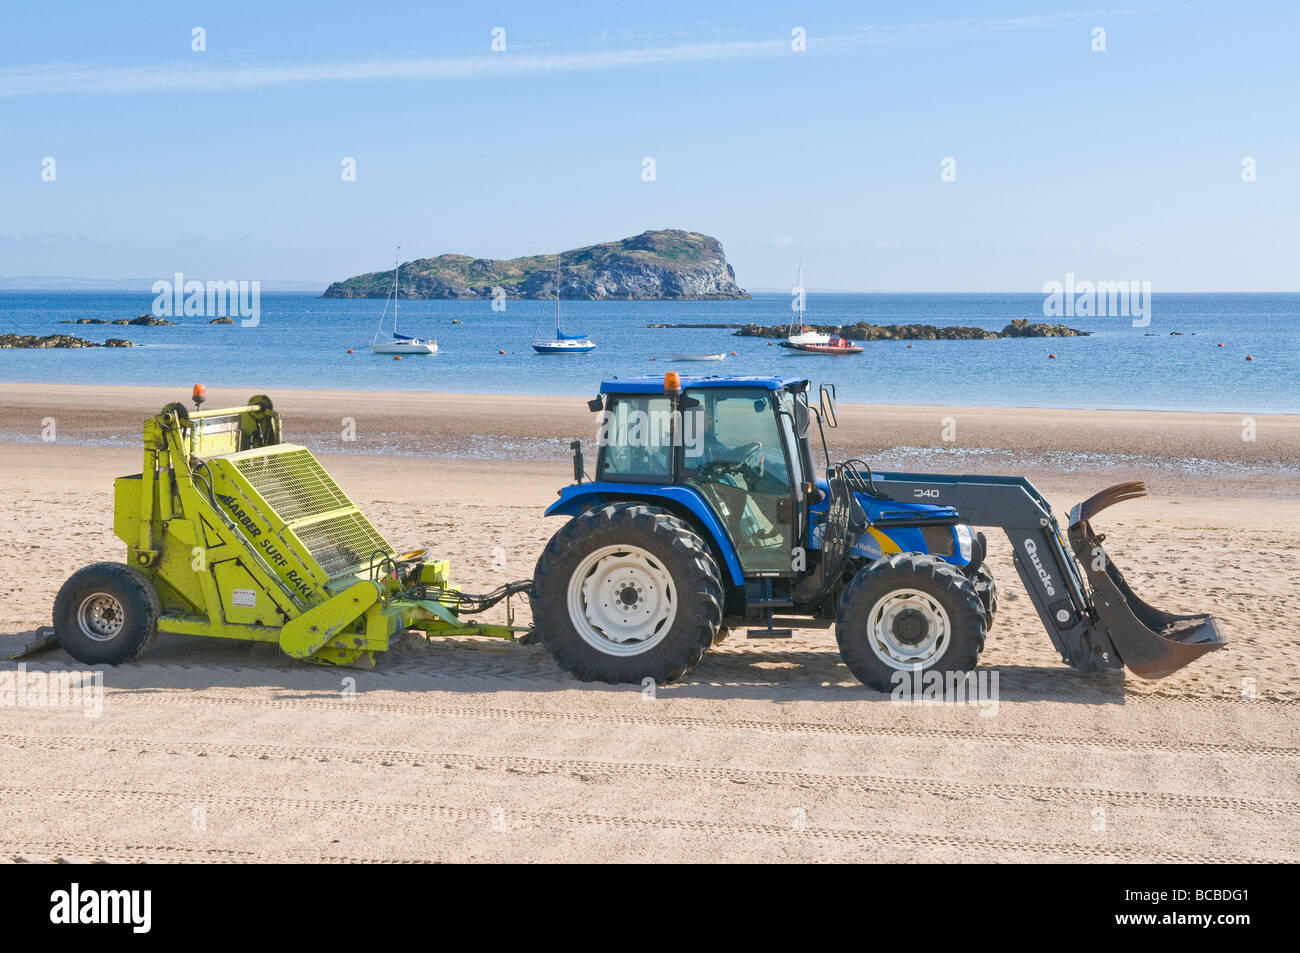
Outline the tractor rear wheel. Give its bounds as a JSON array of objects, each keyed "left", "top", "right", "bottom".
[
  {"left": 53, "top": 562, "right": 161, "bottom": 665},
  {"left": 836, "top": 554, "right": 987, "bottom": 692},
  {"left": 533, "top": 503, "right": 723, "bottom": 684}
]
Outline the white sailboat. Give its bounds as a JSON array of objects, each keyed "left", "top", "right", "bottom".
[
  {"left": 783, "top": 261, "right": 831, "bottom": 348},
  {"left": 532, "top": 256, "right": 595, "bottom": 354},
  {"left": 371, "top": 247, "right": 437, "bottom": 355},
  {"left": 779, "top": 261, "right": 862, "bottom": 354}
]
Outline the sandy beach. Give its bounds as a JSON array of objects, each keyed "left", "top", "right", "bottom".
[{"left": 1, "top": 383, "right": 1297, "bottom": 862}]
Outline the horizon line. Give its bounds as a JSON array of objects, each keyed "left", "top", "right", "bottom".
[{"left": 1, "top": 281, "right": 1294, "bottom": 296}]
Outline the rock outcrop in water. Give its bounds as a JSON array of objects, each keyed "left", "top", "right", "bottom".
[
  {"left": 655, "top": 318, "right": 1091, "bottom": 340},
  {"left": 998, "top": 319, "right": 1089, "bottom": 338},
  {"left": 734, "top": 322, "right": 1001, "bottom": 341},
  {"left": 323, "top": 229, "right": 748, "bottom": 300},
  {"left": 0, "top": 333, "right": 134, "bottom": 348},
  {"left": 59, "top": 314, "right": 177, "bottom": 326}
]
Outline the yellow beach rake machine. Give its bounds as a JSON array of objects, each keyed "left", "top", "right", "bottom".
[{"left": 50, "top": 389, "right": 529, "bottom": 667}]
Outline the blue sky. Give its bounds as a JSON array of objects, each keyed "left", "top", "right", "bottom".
[{"left": 1, "top": 1, "right": 1296, "bottom": 290}]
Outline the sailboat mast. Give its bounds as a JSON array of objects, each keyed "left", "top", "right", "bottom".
[
  {"left": 393, "top": 246, "right": 400, "bottom": 335},
  {"left": 554, "top": 254, "right": 561, "bottom": 332},
  {"left": 798, "top": 260, "right": 805, "bottom": 328},
  {"left": 791, "top": 260, "right": 806, "bottom": 335}
]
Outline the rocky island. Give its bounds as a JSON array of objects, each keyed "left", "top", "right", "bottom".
[{"left": 323, "top": 229, "right": 748, "bottom": 300}]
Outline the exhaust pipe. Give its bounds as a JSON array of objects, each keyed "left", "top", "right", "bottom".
[{"left": 1067, "top": 482, "right": 1226, "bottom": 679}]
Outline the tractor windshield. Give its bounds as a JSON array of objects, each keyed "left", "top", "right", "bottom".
[
  {"left": 682, "top": 387, "right": 797, "bottom": 574},
  {"left": 596, "top": 394, "right": 675, "bottom": 481}
]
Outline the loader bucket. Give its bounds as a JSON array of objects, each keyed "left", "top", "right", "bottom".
[{"left": 1068, "top": 482, "right": 1226, "bottom": 679}]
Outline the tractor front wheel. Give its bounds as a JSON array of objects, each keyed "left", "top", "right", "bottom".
[
  {"left": 53, "top": 562, "right": 161, "bottom": 665},
  {"left": 836, "top": 554, "right": 987, "bottom": 692},
  {"left": 533, "top": 503, "right": 723, "bottom": 684}
]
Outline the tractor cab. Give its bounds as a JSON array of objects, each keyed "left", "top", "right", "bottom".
[
  {"left": 591, "top": 375, "right": 815, "bottom": 576},
  {"left": 560, "top": 375, "right": 820, "bottom": 584}
]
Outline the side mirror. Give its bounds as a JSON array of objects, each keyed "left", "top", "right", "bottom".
[
  {"left": 587, "top": 395, "right": 604, "bottom": 412},
  {"left": 819, "top": 383, "right": 838, "bottom": 428},
  {"left": 571, "top": 440, "right": 585, "bottom": 483}
]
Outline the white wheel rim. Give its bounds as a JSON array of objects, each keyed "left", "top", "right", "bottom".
[
  {"left": 77, "top": 593, "right": 125, "bottom": 642},
  {"left": 567, "top": 544, "right": 677, "bottom": 657},
  {"left": 865, "top": 587, "right": 951, "bottom": 670}
]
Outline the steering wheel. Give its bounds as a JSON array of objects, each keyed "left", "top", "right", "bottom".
[
  {"left": 734, "top": 441, "right": 765, "bottom": 483},
  {"left": 700, "top": 441, "right": 765, "bottom": 487}
]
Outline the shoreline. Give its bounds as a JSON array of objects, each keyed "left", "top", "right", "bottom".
[
  {"left": 2, "top": 380, "right": 1297, "bottom": 418},
  {"left": 2, "top": 382, "right": 1298, "bottom": 498},
  {"left": 1, "top": 376, "right": 1293, "bottom": 417}
]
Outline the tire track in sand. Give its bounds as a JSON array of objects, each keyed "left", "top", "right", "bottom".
[
  {"left": 0, "top": 790, "right": 1279, "bottom": 864},
  {"left": 8, "top": 655, "right": 1297, "bottom": 706},
  {"left": 1, "top": 739, "right": 1295, "bottom": 817},
  {"left": 55, "top": 691, "right": 1300, "bottom": 760}
]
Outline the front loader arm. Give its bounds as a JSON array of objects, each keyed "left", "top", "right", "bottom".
[
  {"left": 867, "top": 471, "right": 1107, "bottom": 671},
  {"left": 862, "top": 472, "right": 1225, "bottom": 678}
]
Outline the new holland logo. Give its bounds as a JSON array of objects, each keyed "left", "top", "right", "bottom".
[
  {"left": 216, "top": 493, "right": 263, "bottom": 537},
  {"left": 1023, "top": 538, "right": 1056, "bottom": 596}
]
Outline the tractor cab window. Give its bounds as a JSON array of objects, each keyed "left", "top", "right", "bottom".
[
  {"left": 776, "top": 389, "right": 807, "bottom": 489},
  {"left": 682, "top": 388, "right": 796, "bottom": 574},
  {"left": 596, "top": 394, "right": 674, "bottom": 482}
]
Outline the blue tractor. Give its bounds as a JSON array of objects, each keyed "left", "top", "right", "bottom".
[{"left": 531, "top": 374, "right": 1225, "bottom": 691}]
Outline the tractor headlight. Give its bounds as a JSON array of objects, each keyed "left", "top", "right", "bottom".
[{"left": 954, "top": 524, "right": 973, "bottom": 562}]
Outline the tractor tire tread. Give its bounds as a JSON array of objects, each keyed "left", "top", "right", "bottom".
[
  {"left": 836, "top": 553, "right": 987, "bottom": 692},
  {"left": 971, "top": 563, "right": 998, "bottom": 630},
  {"left": 533, "top": 502, "right": 722, "bottom": 684}
]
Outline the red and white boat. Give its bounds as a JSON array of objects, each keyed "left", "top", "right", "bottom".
[
  {"left": 782, "top": 334, "right": 863, "bottom": 355},
  {"left": 778, "top": 262, "right": 862, "bottom": 354}
]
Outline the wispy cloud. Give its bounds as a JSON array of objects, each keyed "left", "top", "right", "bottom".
[
  {"left": 0, "top": 41, "right": 786, "bottom": 98},
  {"left": 0, "top": 9, "right": 1164, "bottom": 99}
]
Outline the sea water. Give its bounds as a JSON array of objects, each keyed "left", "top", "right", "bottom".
[{"left": 0, "top": 291, "right": 1295, "bottom": 413}]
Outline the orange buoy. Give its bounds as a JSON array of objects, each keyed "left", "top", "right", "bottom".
[
  {"left": 906, "top": 344, "right": 914, "bottom": 349},
  {"left": 1048, "top": 353, "right": 1057, "bottom": 359},
  {"left": 730, "top": 351, "right": 737, "bottom": 356},
  {"left": 1246, "top": 355, "right": 1254, "bottom": 361},
  {"left": 394, "top": 355, "right": 402, "bottom": 361},
  {"left": 347, "top": 348, "right": 354, "bottom": 354},
  {"left": 1217, "top": 342, "right": 1224, "bottom": 348},
  {"left": 499, "top": 349, "right": 505, "bottom": 355},
  {"left": 767, "top": 342, "right": 774, "bottom": 346},
  {"left": 649, "top": 357, "right": 656, "bottom": 361}
]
